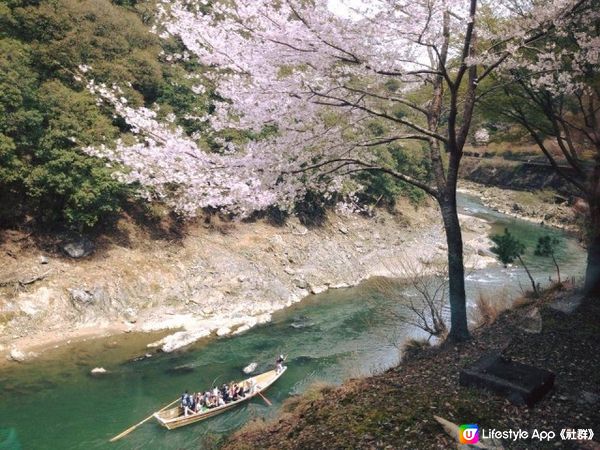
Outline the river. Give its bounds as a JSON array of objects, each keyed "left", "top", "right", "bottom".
[{"left": 0, "top": 194, "right": 587, "bottom": 450}]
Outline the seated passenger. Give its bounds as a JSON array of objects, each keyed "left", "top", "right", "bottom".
[
  {"left": 236, "top": 384, "right": 245, "bottom": 398},
  {"left": 194, "top": 393, "right": 203, "bottom": 412}
]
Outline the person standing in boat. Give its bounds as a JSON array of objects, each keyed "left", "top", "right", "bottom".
[
  {"left": 275, "top": 354, "right": 286, "bottom": 373},
  {"left": 181, "top": 390, "right": 193, "bottom": 417}
]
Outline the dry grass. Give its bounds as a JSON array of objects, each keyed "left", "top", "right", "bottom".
[
  {"left": 281, "top": 382, "right": 336, "bottom": 413},
  {"left": 473, "top": 290, "right": 512, "bottom": 328},
  {"left": 402, "top": 338, "right": 432, "bottom": 359}
]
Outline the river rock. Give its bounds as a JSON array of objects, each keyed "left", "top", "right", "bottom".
[
  {"left": 549, "top": 293, "right": 584, "bottom": 314},
  {"left": 8, "top": 348, "right": 27, "bottom": 362},
  {"left": 233, "top": 324, "right": 251, "bottom": 335},
  {"left": 216, "top": 326, "right": 231, "bottom": 337},
  {"left": 69, "top": 288, "right": 94, "bottom": 305},
  {"left": 91, "top": 287, "right": 108, "bottom": 303},
  {"left": 293, "top": 278, "right": 308, "bottom": 289},
  {"left": 62, "top": 238, "right": 95, "bottom": 258},
  {"left": 90, "top": 367, "right": 108, "bottom": 375},
  {"left": 148, "top": 329, "right": 210, "bottom": 353},
  {"left": 124, "top": 308, "right": 137, "bottom": 324},
  {"left": 291, "top": 225, "right": 308, "bottom": 236},
  {"left": 290, "top": 316, "right": 315, "bottom": 329},
  {"left": 243, "top": 362, "right": 258, "bottom": 374},
  {"left": 308, "top": 283, "right": 327, "bottom": 295},
  {"left": 330, "top": 282, "right": 351, "bottom": 289}
]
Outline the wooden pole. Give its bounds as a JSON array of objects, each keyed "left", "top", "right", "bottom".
[
  {"left": 109, "top": 397, "right": 179, "bottom": 442},
  {"left": 258, "top": 392, "right": 272, "bottom": 406}
]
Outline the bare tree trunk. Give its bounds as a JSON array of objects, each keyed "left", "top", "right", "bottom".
[
  {"left": 551, "top": 254, "right": 561, "bottom": 284},
  {"left": 517, "top": 255, "right": 539, "bottom": 296},
  {"left": 439, "top": 193, "right": 470, "bottom": 342},
  {"left": 584, "top": 174, "right": 600, "bottom": 297}
]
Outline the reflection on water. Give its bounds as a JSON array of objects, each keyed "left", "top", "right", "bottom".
[{"left": 0, "top": 194, "right": 586, "bottom": 450}]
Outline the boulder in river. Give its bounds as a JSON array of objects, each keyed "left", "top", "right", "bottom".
[
  {"left": 7, "top": 348, "right": 29, "bottom": 362},
  {"left": 90, "top": 367, "right": 108, "bottom": 376},
  {"left": 290, "top": 315, "right": 315, "bottom": 329}
]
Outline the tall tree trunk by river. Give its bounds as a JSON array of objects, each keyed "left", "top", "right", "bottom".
[
  {"left": 584, "top": 174, "right": 600, "bottom": 297},
  {"left": 439, "top": 194, "right": 470, "bottom": 342}
]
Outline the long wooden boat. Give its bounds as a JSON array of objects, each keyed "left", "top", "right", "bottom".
[{"left": 153, "top": 366, "right": 287, "bottom": 430}]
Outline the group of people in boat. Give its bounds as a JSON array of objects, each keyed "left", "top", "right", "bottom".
[
  {"left": 180, "top": 381, "right": 253, "bottom": 416},
  {"left": 180, "top": 355, "right": 286, "bottom": 417}
]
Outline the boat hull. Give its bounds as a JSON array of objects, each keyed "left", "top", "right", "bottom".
[{"left": 154, "top": 367, "right": 286, "bottom": 430}]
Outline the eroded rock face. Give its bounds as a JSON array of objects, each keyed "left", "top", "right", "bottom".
[{"left": 1, "top": 205, "right": 494, "bottom": 357}]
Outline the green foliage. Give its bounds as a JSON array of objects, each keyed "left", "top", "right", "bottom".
[
  {"left": 355, "top": 143, "right": 428, "bottom": 208},
  {"left": 491, "top": 228, "right": 539, "bottom": 295},
  {"left": 535, "top": 235, "right": 562, "bottom": 282},
  {"left": 490, "top": 228, "right": 526, "bottom": 266},
  {"left": 294, "top": 191, "right": 328, "bottom": 227},
  {"left": 0, "top": 0, "right": 217, "bottom": 231},
  {"left": 534, "top": 235, "right": 560, "bottom": 258}
]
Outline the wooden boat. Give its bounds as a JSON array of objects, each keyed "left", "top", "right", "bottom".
[{"left": 153, "top": 366, "right": 287, "bottom": 430}]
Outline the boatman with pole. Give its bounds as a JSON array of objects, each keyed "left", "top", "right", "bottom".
[{"left": 275, "top": 354, "right": 286, "bottom": 374}]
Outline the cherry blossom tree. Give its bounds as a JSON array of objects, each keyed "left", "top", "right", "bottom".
[
  {"left": 87, "top": 0, "right": 588, "bottom": 341},
  {"left": 489, "top": 0, "right": 600, "bottom": 296}
]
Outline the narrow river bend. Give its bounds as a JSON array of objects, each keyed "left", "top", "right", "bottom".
[{"left": 0, "top": 194, "right": 586, "bottom": 450}]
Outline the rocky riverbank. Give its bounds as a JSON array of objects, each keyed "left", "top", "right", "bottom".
[
  {"left": 0, "top": 199, "right": 495, "bottom": 364},
  {"left": 459, "top": 181, "right": 580, "bottom": 233}
]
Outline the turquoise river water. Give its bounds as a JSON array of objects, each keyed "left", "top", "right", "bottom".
[{"left": 0, "top": 194, "right": 587, "bottom": 450}]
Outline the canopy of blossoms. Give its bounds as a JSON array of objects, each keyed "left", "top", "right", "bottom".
[{"left": 84, "top": 0, "right": 592, "bottom": 217}]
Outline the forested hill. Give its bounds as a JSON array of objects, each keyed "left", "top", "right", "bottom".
[
  {"left": 0, "top": 0, "right": 427, "bottom": 234},
  {"left": 0, "top": 0, "right": 215, "bottom": 231}
]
